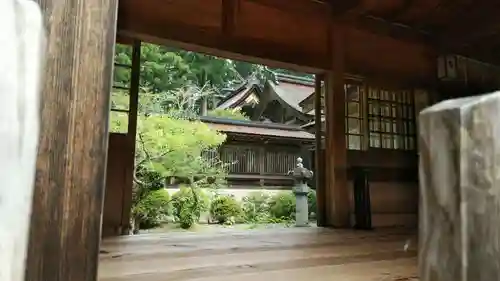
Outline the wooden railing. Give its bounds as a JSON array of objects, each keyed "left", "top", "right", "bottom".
[
  {"left": 204, "top": 144, "right": 305, "bottom": 177},
  {"left": 225, "top": 144, "right": 300, "bottom": 175}
]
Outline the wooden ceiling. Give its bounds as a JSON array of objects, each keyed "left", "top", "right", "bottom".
[{"left": 117, "top": 0, "right": 500, "bottom": 83}]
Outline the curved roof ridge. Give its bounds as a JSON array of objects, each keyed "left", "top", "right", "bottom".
[{"left": 275, "top": 73, "right": 314, "bottom": 86}]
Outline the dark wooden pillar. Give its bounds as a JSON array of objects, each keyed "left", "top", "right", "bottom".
[
  {"left": 352, "top": 167, "right": 372, "bottom": 230},
  {"left": 314, "top": 74, "right": 327, "bottom": 226},
  {"left": 25, "top": 0, "right": 118, "bottom": 280},
  {"left": 324, "top": 24, "right": 350, "bottom": 227},
  {"left": 121, "top": 40, "right": 142, "bottom": 235}
]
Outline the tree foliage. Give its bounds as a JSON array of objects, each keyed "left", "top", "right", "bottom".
[
  {"left": 110, "top": 87, "right": 231, "bottom": 231},
  {"left": 136, "top": 115, "right": 227, "bottom": 182},
  {"left": 207, "top": 108, "right": 250, "bottom": 120},
  {"left": 113, "top": 42, "right": 311, "bottom": 114}
]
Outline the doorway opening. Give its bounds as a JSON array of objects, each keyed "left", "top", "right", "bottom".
[{"left": 104, "top": 40, "right": 320, "bottom": 237}]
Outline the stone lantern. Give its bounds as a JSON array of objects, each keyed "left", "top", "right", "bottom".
[{"left": 289, "top": 157, "right": 313, "bottom": 227}]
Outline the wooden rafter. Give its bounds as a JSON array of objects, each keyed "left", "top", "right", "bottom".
[
  {"left": 222, "top": 0, "right": 239, "bottom": 35},
  {"left": 328, "top": 0, "right": 364, "bottom": 16},
  {"left": 459, "top": 36, "right": 500, "bottom": 66},
  {"left": 246, "top": 0, "right": 330, "bottom": 18},
  {"left": 118, "top": 20, "right": 327, "bottom": 72},
  {"left": 411, "top": 0, "right": 452, "bottom": 30},
  {"left": 436, "top": 2, "right": 500, "bottom": 49},
  {"left": 232, "top": 0, "right": 430, "bottom": 44},
  {"left": 347, "top": 15, "right": 431, "bottom": 43}
]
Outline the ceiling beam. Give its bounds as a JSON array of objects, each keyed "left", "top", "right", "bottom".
[
  {"left": 383, "top": 0, "right": 415, "bottom": 21},
  {"left": 329, "top": 0, "right": 364, "bottom": 16},
  {"left": 243, "top": 0, "right": 429, "bottom": 45},
  {"left": 345, "top": 15, "right": 432, "bottom": 44},
  {"left": 222, "top": 0, "right": 239, "bottom": 35},
  {"left": 118, "top": 18, "right": 328, "bottom": 72},
  {"left": 413, "top": 0, "right": 463, "bottom": 31},
  {"left": 456, "top": 36, "right": 500, "bottom": 66},
  {"left": 245, "top": 0, "right": 330, "bottom": 18},
  {"left": 436, "top": 3, "right": 500, "bottom": 49}
]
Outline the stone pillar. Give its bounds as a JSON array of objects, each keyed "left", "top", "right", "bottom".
[
  {"left": 419, "top": 92, "right": 500, "bottom": 281},
  {"left": 290, "top": 157, "right": 313, "bottom": 227}
]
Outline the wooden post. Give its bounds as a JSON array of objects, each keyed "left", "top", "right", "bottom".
[
  {"left": 324, "top": 24, "right": 350, "bottom": 227},
  {"left": 121, "top": 40, "right": 142, "bottom": 235},
  {"left": 25, "top": 0, "right": 118, "bottom": 280},
  {"left": 314, "top": 74, "right": 326, "bottom": 226}
]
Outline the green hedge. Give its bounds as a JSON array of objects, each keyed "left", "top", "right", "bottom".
[
  {"left": 132, "top": 188, "right": 171, "bottom": 229},
  {"left": 210, "top": 195, "right": 242, "bottom": 224},
  {"left": 171, "top": 185, "right": 210, "bottom": 229}
]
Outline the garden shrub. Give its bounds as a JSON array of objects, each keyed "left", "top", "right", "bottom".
[
  {"left": 210, "top": 195, "right": 242, "bottom": 224},
  {"left": 132, "top": 188, "right": 171, "bottom": 229},
  {"left": 308, "top": 190, "right": 317, "bottom": 220},
  {"left": 241, "top": 191, "right": 271, "bottom": 223},
  {"left": 269, "top": 191, "right": 296, "bottom": 221},
  {"left": 171, "top": 185, "right": 210, "bottom": 229}
]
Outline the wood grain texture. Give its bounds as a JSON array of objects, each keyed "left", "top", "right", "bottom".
[
  {"left": 103, "top": 134, "right": 130, "bottom": 237},
  {"left": 117, "top": 0, "right": 436, "bottom": 79},
  {"left": 324, "top": 23, "right": 350, "bottom": 227},
  {"left": 99, "top": 228, "right": 418, "bottom": 281},
  {"left": 314, "top": 74, "right": 326, "bottom": 226},
  {"left": 25, "top": 0, "right": 118, "bottom": 280}
]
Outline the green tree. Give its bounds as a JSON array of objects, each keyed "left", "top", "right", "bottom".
[
  {"left": 132, "top": 113, "right": 227, "bottom": 230},
  {"left": 113, "top": 42, "right": 284, "bottom": 112},
  {"left": 110, "top": 88, "right": 233, "bottom": 232},
  {"left": 140, "top": 44, "right": 192, "bottom": 93},
  {"left": 135, "top": 115, "right": 227, "bottom": 182},
  {"left": 207, "top": 108, "right": 250, "bottom": 120}
]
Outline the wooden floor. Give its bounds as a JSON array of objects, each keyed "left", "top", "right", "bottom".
[{"left": 99, "top": 227, "right": 418, "bottom": 281}]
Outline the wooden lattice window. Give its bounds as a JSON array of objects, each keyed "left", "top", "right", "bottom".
[
  {"left": 221, "top": 145, "right": 260, "bottom": 174},
  {"left": 367, "top": 87, "right": 416, "bottom": 150},
  {"left": 109, "top": 43, "right": 132, "bottom": 134},
  {"left": 264, "top": 150, "right": 300, "bottom": 174},
  {"left": 345, "top": 83, "right": 364, "bottom": 150}
]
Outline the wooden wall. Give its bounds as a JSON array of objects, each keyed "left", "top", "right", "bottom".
[
  {"left": 347, "top": 150, "right": 418, "bottom": 228},
  {"left": 214, "top": 139, "right": 312, "bottom": 187},
  {"left": 102, "top": 133, "right": 133, "bottom": 237},
  {"left": 342, "top": 89, "right": 431, "bottom": 229}
]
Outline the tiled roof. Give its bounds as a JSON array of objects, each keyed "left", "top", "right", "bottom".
[
  {"left": 268, "top": 74, "right": 314, "bottom": 113},
  {"left": 217, "top": 81, "right": 260, "bottom": 109},
  {"left": 301, "top": 117, "right": 325, "bottom": 128},
  {"left": 200, "top": 116, "right": 315, "bottom": 140},
  {"left": 268, "top": 82, "right": 312, "bottom": 112},
  {"left": 217, "top": 74, "right": 316, "bottom": 115}
]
